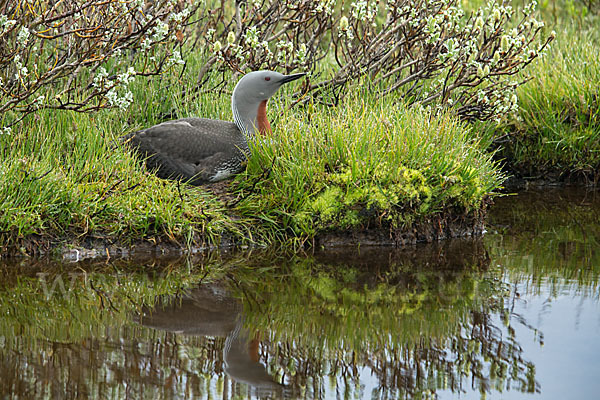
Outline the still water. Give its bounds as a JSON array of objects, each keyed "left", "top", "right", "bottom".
[{"left": 0, "top": 188, "right": 598, "bottom": 399}]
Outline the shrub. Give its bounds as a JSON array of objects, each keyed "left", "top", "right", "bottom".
[
  {"left": 1, "top": 0, "right": 553, "bottom": 126},
  {"left": 203, "top": 0, "right": 553, "bottom": 122},
  {"left": 0, "top": 0, "right": 201, "bottom": 126}
]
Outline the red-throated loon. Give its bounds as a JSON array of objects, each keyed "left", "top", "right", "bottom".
[{"left": 123, "top": 71, "right": 305, "bottom": 185}]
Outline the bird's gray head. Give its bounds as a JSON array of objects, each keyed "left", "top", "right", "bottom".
[
  {"left": 233, "top": 70, "right": 306, "bottom": 102},
  {"left": 231, "top": 70, "right": 305, "bottom": 137}
]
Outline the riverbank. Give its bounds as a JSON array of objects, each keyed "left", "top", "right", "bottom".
[
  {"left": 2, "top": 186, "right": 599, "bottom": 399},
  {"left": 489, "top": 20, "right": 600, "bottom": 185},
  {"left": 1, "top": 89, "right": 500, "bottom": 257},
  {"left": 2, "top": 2, "right": 598, "bottom": 258}
]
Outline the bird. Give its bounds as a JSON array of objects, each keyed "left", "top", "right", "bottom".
[{"left": 122, "top": 70, "right": 306, "bottom": 185}]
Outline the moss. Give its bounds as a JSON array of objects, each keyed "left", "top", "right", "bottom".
[{"left": 310, "top": 186, "right": 344, "bottom": 224}]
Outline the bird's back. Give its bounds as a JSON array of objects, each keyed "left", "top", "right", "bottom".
[{"left": 123, "top": 118, "right": 249, "bottom": 185}]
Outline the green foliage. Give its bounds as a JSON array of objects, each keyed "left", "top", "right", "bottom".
[
  {"left": 496, "top": 24, "right": 600, "bottom": 179},
  {"left": 0, "top": 0, "right": 200, "bottom": 124},
  {"left": 1, "top": 60, "right": 505, "bottom": 250},
  {"left": 0, "top": 106, "right": 248, "bottom": 251},
  {"left": 3, "top": 0, "right": 598, "bottom": 251},
  {"left": 540, "top": 0, "right": 600, "bottom": 22},
  {"left": 461, "top": 2, "right": 600, "bottom": 182},
  {"left": 234, "top": 91, "right": 504, "bottom": 237}
]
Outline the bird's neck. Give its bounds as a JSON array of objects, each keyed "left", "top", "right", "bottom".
[
  {"left": 256, "top": 100, "right": 271, "bottom": 135},
  {"left": 232, "top": 97, "right": 271, "bottom": 139}
]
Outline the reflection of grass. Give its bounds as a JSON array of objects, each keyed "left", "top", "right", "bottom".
[
  {"left": 0, "top": 248, "right": 547, "bottom": 398},
  {"left": 240, "top": 256, "right": 489, "bottom": 348},
  {"left": 0, "top": 260, "right": 234, "bottom": 399},
  {"left": 231, "top": 251, "right": 539, "bottom": 398},
  {"left": 0, "top": 261, "right": 212, "bottom": 342},
  {"left": 487, "top": 189, "right": 600, "bottom": 294}
]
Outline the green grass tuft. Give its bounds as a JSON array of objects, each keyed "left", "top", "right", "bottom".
[
  {"left": 233, "top": 90, "right": 505, "bottom": 240},
  {"left": 0, "top": 107, "right": 247, "bottom": 250},
  {"left": 502, "top": 24, "right": 600, "bottom": 178}
]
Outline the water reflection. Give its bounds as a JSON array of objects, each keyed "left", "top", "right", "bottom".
[
  {"left": 131, "top": 240, "right": 537, "bottom": 399},
  {"left": 137, "top": 283, "right": 286, "bottom": 397},
  {"left": 0, "top": 189, "right": 599, "bottom": 399}
]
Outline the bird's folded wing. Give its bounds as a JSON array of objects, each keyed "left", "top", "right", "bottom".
[{"left": 124, "top": 118, "right": 245, "bottom": 182}]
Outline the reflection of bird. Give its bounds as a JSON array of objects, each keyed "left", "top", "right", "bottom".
[
  {"left": 123, "top": 71, "right": 305, "bottom": 185},
  {"left": 224, "top": 319, "right": 284, "bottom": 396},
  {"left": 137, "top": 284, "right": 239, "bottom": 336},
  {"left": 137, "top": 284, "right": 285, "bottom": 397}
]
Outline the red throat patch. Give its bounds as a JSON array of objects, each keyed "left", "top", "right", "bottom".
[{"left": 257, "top": 100, "right": 272, "bottom": 135}]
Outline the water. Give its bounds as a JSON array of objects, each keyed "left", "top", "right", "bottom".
[{"left": 0, "top": 188, "right": 599, "bottom": 399}]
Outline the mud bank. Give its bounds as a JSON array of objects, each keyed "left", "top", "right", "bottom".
[
  {"left": 500, "top": 170, "right": 599, "bottom": 190},
  {"left": 1, "top": 205, "right": 487, "bottom": 260},
  {"left": 494, "top": 152, "right": 599, "bottom": 190},
  {"left": 315, "top": 208, "right": 486, "bottom": 247}
]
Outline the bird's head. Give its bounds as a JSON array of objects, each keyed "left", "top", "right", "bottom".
[
  {"left": 233, "top": 70, "right": 306, "bottom": 103},
  {"left": 232, "top": 70, "right": 306, "bottom": 136}
]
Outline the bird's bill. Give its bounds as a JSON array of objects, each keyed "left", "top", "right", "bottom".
[{"left": 278, "top": 73, "right": 306, "bottom": 84}]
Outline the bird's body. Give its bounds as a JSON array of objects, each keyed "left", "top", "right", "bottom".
[
  {"left": 122, "top": 118, "right": 248, "bottom": 185},
  {"left": 123, "top": 71, "right": 305, "bottom": 185}
]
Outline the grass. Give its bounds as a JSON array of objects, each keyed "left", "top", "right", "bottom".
[
  {"left": 461, "top": 2, "right": 600, "bottom": 182},
  {"left": 0, "top": 52, "right": 505, "bottom": 253},
  {"left": 2, "top": 1, "right": 598, "bottom": 253},
  {"left": 236, "top": 89, "right": 504, "bottom": 242},
  {"left": 494, "top": 21, "right": 600, "bottom": 180},
  {"left": 0, "top": 108, "right": 247, "bottom": 251}
]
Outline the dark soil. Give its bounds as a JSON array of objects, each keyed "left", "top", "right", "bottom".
[
  {"left": 315, "top": 208, "right": 486, "bottom": 247},
  {"left": 494, "top": 150, "right": 599, "bottom": 190},
  {"left": 1, "top": 205, "right": 488, "bottom": 261}
]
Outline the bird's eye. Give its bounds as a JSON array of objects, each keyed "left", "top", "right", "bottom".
[{"left": 264, "top": 76, "right": 271, "bottom": 81}]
